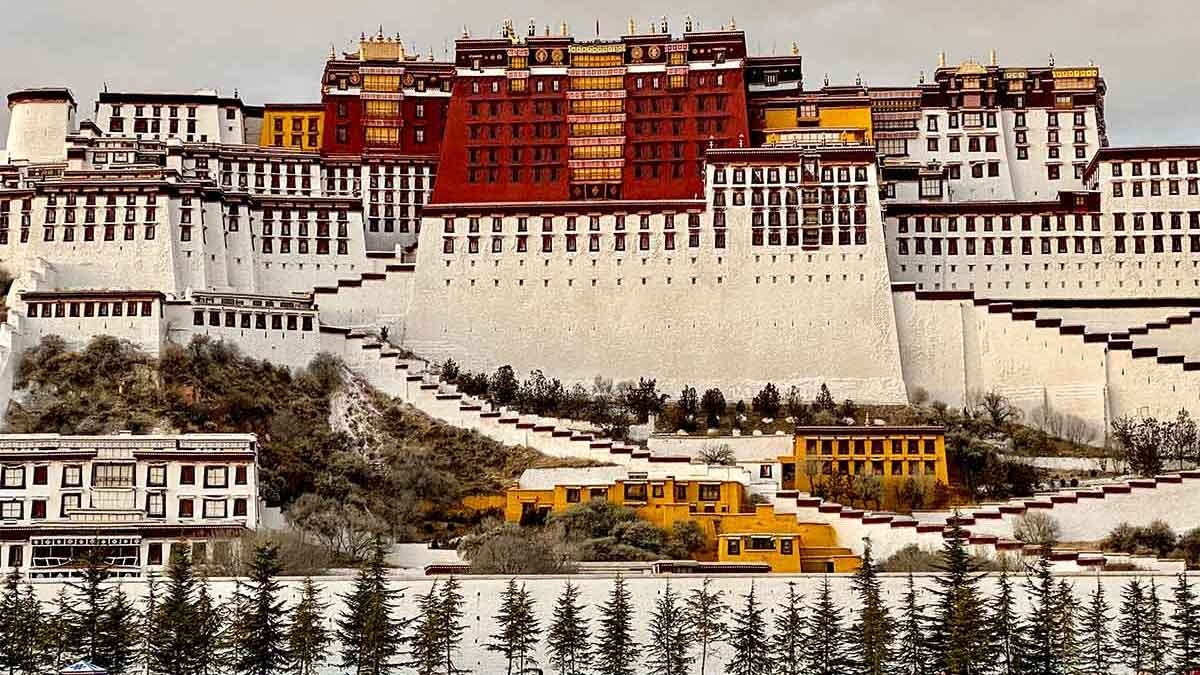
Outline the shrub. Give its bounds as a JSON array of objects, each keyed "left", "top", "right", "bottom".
[
  {"left": 880, "top": 544, "right": 943, "bottom": 573},
  {"left": 458, "top": 521, "right": 574, "bottom": 574},
  {"left": 1013, "top": 511, "right": 1061, "bottom": 547},
  {"left": 1101, "top": 520, "right": 1179, "bottom": 558}
]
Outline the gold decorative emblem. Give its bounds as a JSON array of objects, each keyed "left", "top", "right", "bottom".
[
  {"left": 630, "top": 46, "right": 644, "bottom": 62},
  {"left": 536, "top": 48, "right": 549, "bottom": 63},
  {"left": 648, "top": 45, "right": 662, "bottom": 59},
  {"left": 403, "top": 73, "right": 415, "bottom": 86},
  {"left": 551, "top": 49, "right": 564, "bottom": 64},
  {"left": 327, "top": 73, "right": 338, "bottom": 83},
  {"left": 349, "top": 73, "right": 361, "bottom": 85}
]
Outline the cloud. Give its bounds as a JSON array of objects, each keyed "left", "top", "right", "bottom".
[{"left": 2, "top": 0, "right": 1197, "bottom": 146}]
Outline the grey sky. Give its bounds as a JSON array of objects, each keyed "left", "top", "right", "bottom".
[{"left": 1, "top": 0, "right": 1196, "bottom": 147}]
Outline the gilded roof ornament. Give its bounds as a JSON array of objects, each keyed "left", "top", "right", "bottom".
[
  {"left": 628, "top": 17, "right": 636, "bottom": 34},
  {"left": 729, "top": 16, "right": 736, "bottom": 30},
  {"left": 791, "top": 42, "right": 799, "bottom": 56},
  {"left": 685, "top": 15, "right": 694, "bottom": 32}
]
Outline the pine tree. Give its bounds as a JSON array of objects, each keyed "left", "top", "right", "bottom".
[
  {"left": 595, "top": 575, "right": 640, "bottom": 675},
  {"left": 194, "top": 579, "right": 226, "bottom": 675},
  {"left": 148, "top": 547, "right": 200, "bottom": 675},
  {"left": 232, "top": 543, "right": 290, "bottom": 675},
  {"left": 42, "top": 587, "right": 77, "bottom": 672},
  {"left": 769, "top": 582, "right": 805, "bottom": 675},
  {"left": 0, "top": 573, "right": 45, "bottom": 675},
  {"left": 288, "top": 578, "right": 331, "bottom": 675},
  {"left": 928, "top": 520, "right": 991, "bottom": 675},
  {"left": 66, "top": 549, "right": 112, "bottom": 664},
  {"left": 98, "top": 586, "right": 142, "bottom": 675},
  {"left": 1171, "top": 574, "right": 1200, "bottom": 675},
  {"left": 803, "top": 576, "right": 853, "bottom": 675},
  {"left": 546, "top": 580, "right": 591, "bottom": 675},
  {"left": 141, "top": 573, "right": 161, "bottom": 675},
  {"left": 339, "top": 539, "right": 404, "bottom": 675},
  {"left": 895, "top": 573, "right": 934, "bottom": 675},
  {"left": 406, "top": 581, "right": 444, "bottom": 675},
  {"left": 852, "top": 540, "right": 894, "bottom": 675},
  {"left": 1146, "top": 582, "right": 1170, "bottom": 675},
  {"left": 685, "top": 578, "right": 727, "bottom": 675},
  {"left": 645, "top": 580, "right": 694, "bottom": 675},
  {"left": 487, "top": 579, "right": 542, "bottom": 675},
  {"left": 1022, "top": 555, "right": 1063, "bottom": 675},
  {"left": 436, "top": 576, "right": 467, "bottom": 675},
  {"left": 725, "top": 581, "right": 771, "bottom": 675},
  {"left": 222, "top": 578, "right": 250, "bottom": 670},
  {"left": 1079, "top": 580, "right": 1112, "bottom": 675},
  {"left": 1117, "top": 579, "right": 1149, "bottom": 675},
  {"left": 988, "top": 570, "right": 1022, "bottom": 675},
  {"left": 1055, "top": 580, "right": 1083, "bottom": 675}
]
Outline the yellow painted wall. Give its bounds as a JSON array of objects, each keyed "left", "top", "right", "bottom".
[
  {"left": 818, "top": 106, "right": 874, "bottom": 142},
  {"left": 260, "top": 108, "right": 324, "bottom": 150},
  {"left": 784, "top": 429, "right": 949, "bottom": 509},
  {"left": 505, "top": 478, "right": 745, "bottom": 526},
  {"left": 764, "top": 108, "right": 798, "bottom": 130},
  {"left": 713, "top": 505, "right": 857, "bottom": 572}
]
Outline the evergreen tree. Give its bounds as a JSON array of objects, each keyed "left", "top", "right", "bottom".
[
  {"left": 194, "top": 580, "right": 226, "bottom": 675},
  {"left": 0, "top": 573, "right": 45, "bottom": 675},
  {"left": 725, "top": 581, "right": 771, "bottom": 675},
  {"left": 895, "top": 573, "right": 934, "bottom": 675},
  {"left": 546, "top": 581, "right": 591, "bottom": 675},
  {"left": 99, "top": 587, "right": 142, "bottom": 675},
  {"left": 988, "top": 570, "right": 1022, "bottom": 675},
  {"left": 43, "top": 587, "right": 77, "bottom": 672},
  {"left": 222, "top": 579, "right": 250, "bottom": 670},
  {"left": 1146, "top": 582, "right": 1170, "bottom": 675},
  {"left": 406, "top": 581, "right": 443, "bottom": 675},
  {"left": 1117, "top": 579, "right": 1149, "bottom": 675},
  {"left": 802, "top": 576, "right": 853, "bottom": 675},
  {"left": 1079, "top": 580, "right": 1112, "bottom": 675},
  {"left": 685, "top": 578, "right": 727, "bottom": 675},
  {"left": 148, "top": 547, "right": 200, "bottom": 675},
  {"left": 1054, "top": 581, "right": 1083, "bottom": 675},
  {"left": 769, "top": 582, "right": 805, "bottom": 675},
  {"left": 1171, "top": 574, "right": 1200, "bottom": 675},
  {"left": 852, "top": 540, "right": 894, "bottom": 675},
  {"left": 436, "top": 576, "right": 467, "bottom": 675},
  {"left": 65, "top": 549, "right": 112, "bottom": 664},
  {"left": 338, "top": 539, "right": 404, "bottom": 675},
  {"left": 487, "top": 579, "right": 541, "bottom": 675},
  {"left": 645, "top": 580, "right": 694, "bottom": 675},
  {"left": 288, "top": 578, "right": 331, "bottom": 675},
  {"left": 595, "top": 575, "right": 640, "bottom": 675},
  {"left": 1022, "top": 555, "right": 1063, "bottom": 675},
  {"left": 928, "top": 520, "right": 991, "bottom": 675},
  {"left": 232, "top": 544, "right": 290, "bottom": 675},
  {"left": 141, "top": 574, "right": 161, "bottom": 675}
]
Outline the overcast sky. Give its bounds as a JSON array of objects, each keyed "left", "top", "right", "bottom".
[{"left": 1, "top": 0, "right": 1196, "bottom": 147}]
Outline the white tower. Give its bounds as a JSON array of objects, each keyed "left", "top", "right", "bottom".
[{"left": 5, "top": 88, "right": 76, "bottom": 164}]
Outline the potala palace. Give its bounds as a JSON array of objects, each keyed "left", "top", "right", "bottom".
[{"left": 2, "top": 21, "right": 1200, "bottom": 576}]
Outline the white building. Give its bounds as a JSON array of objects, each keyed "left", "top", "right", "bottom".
[
  {"left": 0, "top": 432, "right": 259, "bottom": 578},
  {"left": 93, "top": 91, "right": 246, "bottom": 145}
]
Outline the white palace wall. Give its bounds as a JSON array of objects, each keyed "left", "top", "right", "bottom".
[{"left": 405, "top": 162, "right": 908, "bottom": 403}]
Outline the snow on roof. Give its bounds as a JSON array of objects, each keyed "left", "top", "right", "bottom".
[{"left": 517, "top": 463, "right": 754, "bottom": 490}]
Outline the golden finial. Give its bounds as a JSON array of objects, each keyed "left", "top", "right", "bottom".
[
  {"left": 660, "top": 16, "right": 668, "bottom": 34},
  {"left": 938, "top": 51, "right": 946, "bottom": 68},
  {"left": 729, "top": 16, "right": 736, "bottom": 30},
  {"left": 528, "top": 18, "right": 536, "bottom": 37},
  {"left": 919, "top": 69, "right": 925, "bottom": 84},
  {"left": 628, "top": 17, "right": 636, "bottom": 34},
  {"left": 990, "top": 48, "right": 997, "bottom": 66},
  {"left": 1049, "top": 52, "right": 1055, "bottom": 66},
  {"left": 648, "top": 16, "right": 655, "bottom": 33},
  {"left": 461, "top": 25, "right": 470, "bottom": 38},
  {"left": 685, "top": 15, "right": 693, "bottom": 32},
  {"left": 560, "top": 20, "right": 568, "bottom": 36},
  {"left": 328, "top": 43, "right": 336, "bottom": 60},
  {"left": 428, "top": 46, "right": 435, "bottom": 61},
  {"left": 791, "top": 41, "right": 799, "bottom": 56},
  {"left": 376, "top": 25, "right": 384, "bottom": 41},
  {"left": 544, "top": 24, "right": 551, "bottom": 36}
]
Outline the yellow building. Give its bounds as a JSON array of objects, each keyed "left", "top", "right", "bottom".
[
  {"left": 259, "top": 103, "right": 324, "bottom": 151},
  {"left": 758, "top": 84, "right": 874, "bottom": 147},
  {"left": 504, "top": 467, "right": 858, "bottom": 573},
  {"left": 782, "top": 426, "right": 949, "bottom": 510}
]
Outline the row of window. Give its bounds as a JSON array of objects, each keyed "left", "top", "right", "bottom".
[
  {"left": 25, "top": 300, "right": 154, "bottom": 319},
  {"left": 726, "top": 536, "right": 796, "bottom": 556},
  {"left": 925, "top": 109, "right": 1086, "bottom": 131},
  {"left": 259, "top": 238, "right": 350, "bottom": 255},
  {"left": 193, "top": 309, "right": 315, "bottom": 332},
  {"left": 896, "top": 213, "right": 1103, "bottom": 233},
  {"left": 443, "top": 213, "right": 704, "bottom": 233},
  {"left": 1, "top": 224, "right": 157, "bottom": 245},
  {"left": 442, "top": 231, "right": 730, "bottom": 254},
  {"left": 0, "top": 463, "right": 247, "bottom": 489},
  {"left": 39, "top": 206, "right": 157, "bottom": 225},
  {"left": 0, "top": 495, "right": 248, "bottom": 521},
  {"left": 713, "top": 186, "right": 870, "bottom": 207},
  {"left": 804, "top": 437, "right": 938, "bottom": 456},
  {"left": 1111, "top": 179, "right": 1200, "bottom": 198},
  {"left": 895, "top": 234, "right": 1200, "bottom": 256},
  {"left": 1109, "top": 159, "right": 1200, "bottom": 178},
  {"left": 713, "top": 164, "right": 870, "bottom": 187}
]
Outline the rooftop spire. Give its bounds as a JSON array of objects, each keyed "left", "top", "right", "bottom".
[{"left": 628, "top": 17, "right": 636, "bottom": 34}]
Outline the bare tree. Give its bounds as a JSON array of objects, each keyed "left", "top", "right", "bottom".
[{"left": 1013, "top": 511, "right": 1062, "bottom": 547}]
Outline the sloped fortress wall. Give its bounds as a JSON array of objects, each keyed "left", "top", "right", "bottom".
[{"left": 405, "top": 149, "right": 908, "bottom": 402}]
